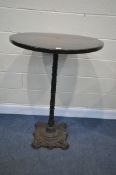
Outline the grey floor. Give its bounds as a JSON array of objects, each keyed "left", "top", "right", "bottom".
[{"left": 0, "top": 114, "right": 116, "bottom": 175}]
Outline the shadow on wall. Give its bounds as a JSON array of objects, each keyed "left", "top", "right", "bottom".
[
  {"left": 27, "top": 52, "right": 104, "bottom": 111},
  {"left": 0, "top": 50, "right": 111, "bottom": 129},
  {"left": 0, "top": 51, "right": 106, "bottom": 114},
  {"left": 27, "top": 52, "right": 104, "bottom": 129},
  {"left": 27, "top": 51, "right": 78, "bottom": 108}
]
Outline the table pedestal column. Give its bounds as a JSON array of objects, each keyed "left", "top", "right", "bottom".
[{"left": 32, "top": 53, "right": 69, "bottom": 150}]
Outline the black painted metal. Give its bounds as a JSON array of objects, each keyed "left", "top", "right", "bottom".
[{"left": 48, "top": 53, "right": 58, "bottom": 127}]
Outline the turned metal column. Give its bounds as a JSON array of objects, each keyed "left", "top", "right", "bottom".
[
  {"left": 48, "top": 53, "right": 58, "bottom": 127},
  {"left": 32, "top": 52, "right": 69, "bottom": 149}
]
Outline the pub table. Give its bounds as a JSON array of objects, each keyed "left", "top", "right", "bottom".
[{"left": 9, "top": 33, "right": 104, "bottom": 150}]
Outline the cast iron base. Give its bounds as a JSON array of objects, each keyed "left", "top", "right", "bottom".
[{"left": 32, "top": 122, "right": 69, "bottom": 150}]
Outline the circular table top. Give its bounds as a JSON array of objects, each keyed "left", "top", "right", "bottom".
[{"left": 9, "top": 33, "right": 104, "bottom": 54}]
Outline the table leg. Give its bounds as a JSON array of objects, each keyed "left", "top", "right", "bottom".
[
  {"left": 48, "top": 53, "right": 58, "bottom": 127},
  {"left": 32, "top": 53, "right": 69, "bottom": 150}
]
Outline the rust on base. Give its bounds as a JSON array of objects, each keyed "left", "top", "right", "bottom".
[{"left": 32, "top": 122, "right": 69, "bottom": 150}]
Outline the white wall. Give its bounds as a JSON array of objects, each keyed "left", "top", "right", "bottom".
[{"left": 0, "top": 0, "right": 116, "bottom": 109}]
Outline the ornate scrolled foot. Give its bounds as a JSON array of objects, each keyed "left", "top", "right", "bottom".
[
  {"left": 61, "top": 143, "right": 69, "bottom": 150},
  {"left": 31, "top": 142, "right": 41, "bottom": 149},
  {"left": 32, "top": 122, "right": 69, "bottom": 150}
]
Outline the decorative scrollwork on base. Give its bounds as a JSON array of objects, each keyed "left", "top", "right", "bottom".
[{"left": 32, "top": 122, "right": 69, "bottom": 150}]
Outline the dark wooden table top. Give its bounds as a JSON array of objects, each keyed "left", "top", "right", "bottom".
[{"left": 10, "top": 33, "right": 104, "bottom": 54}]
